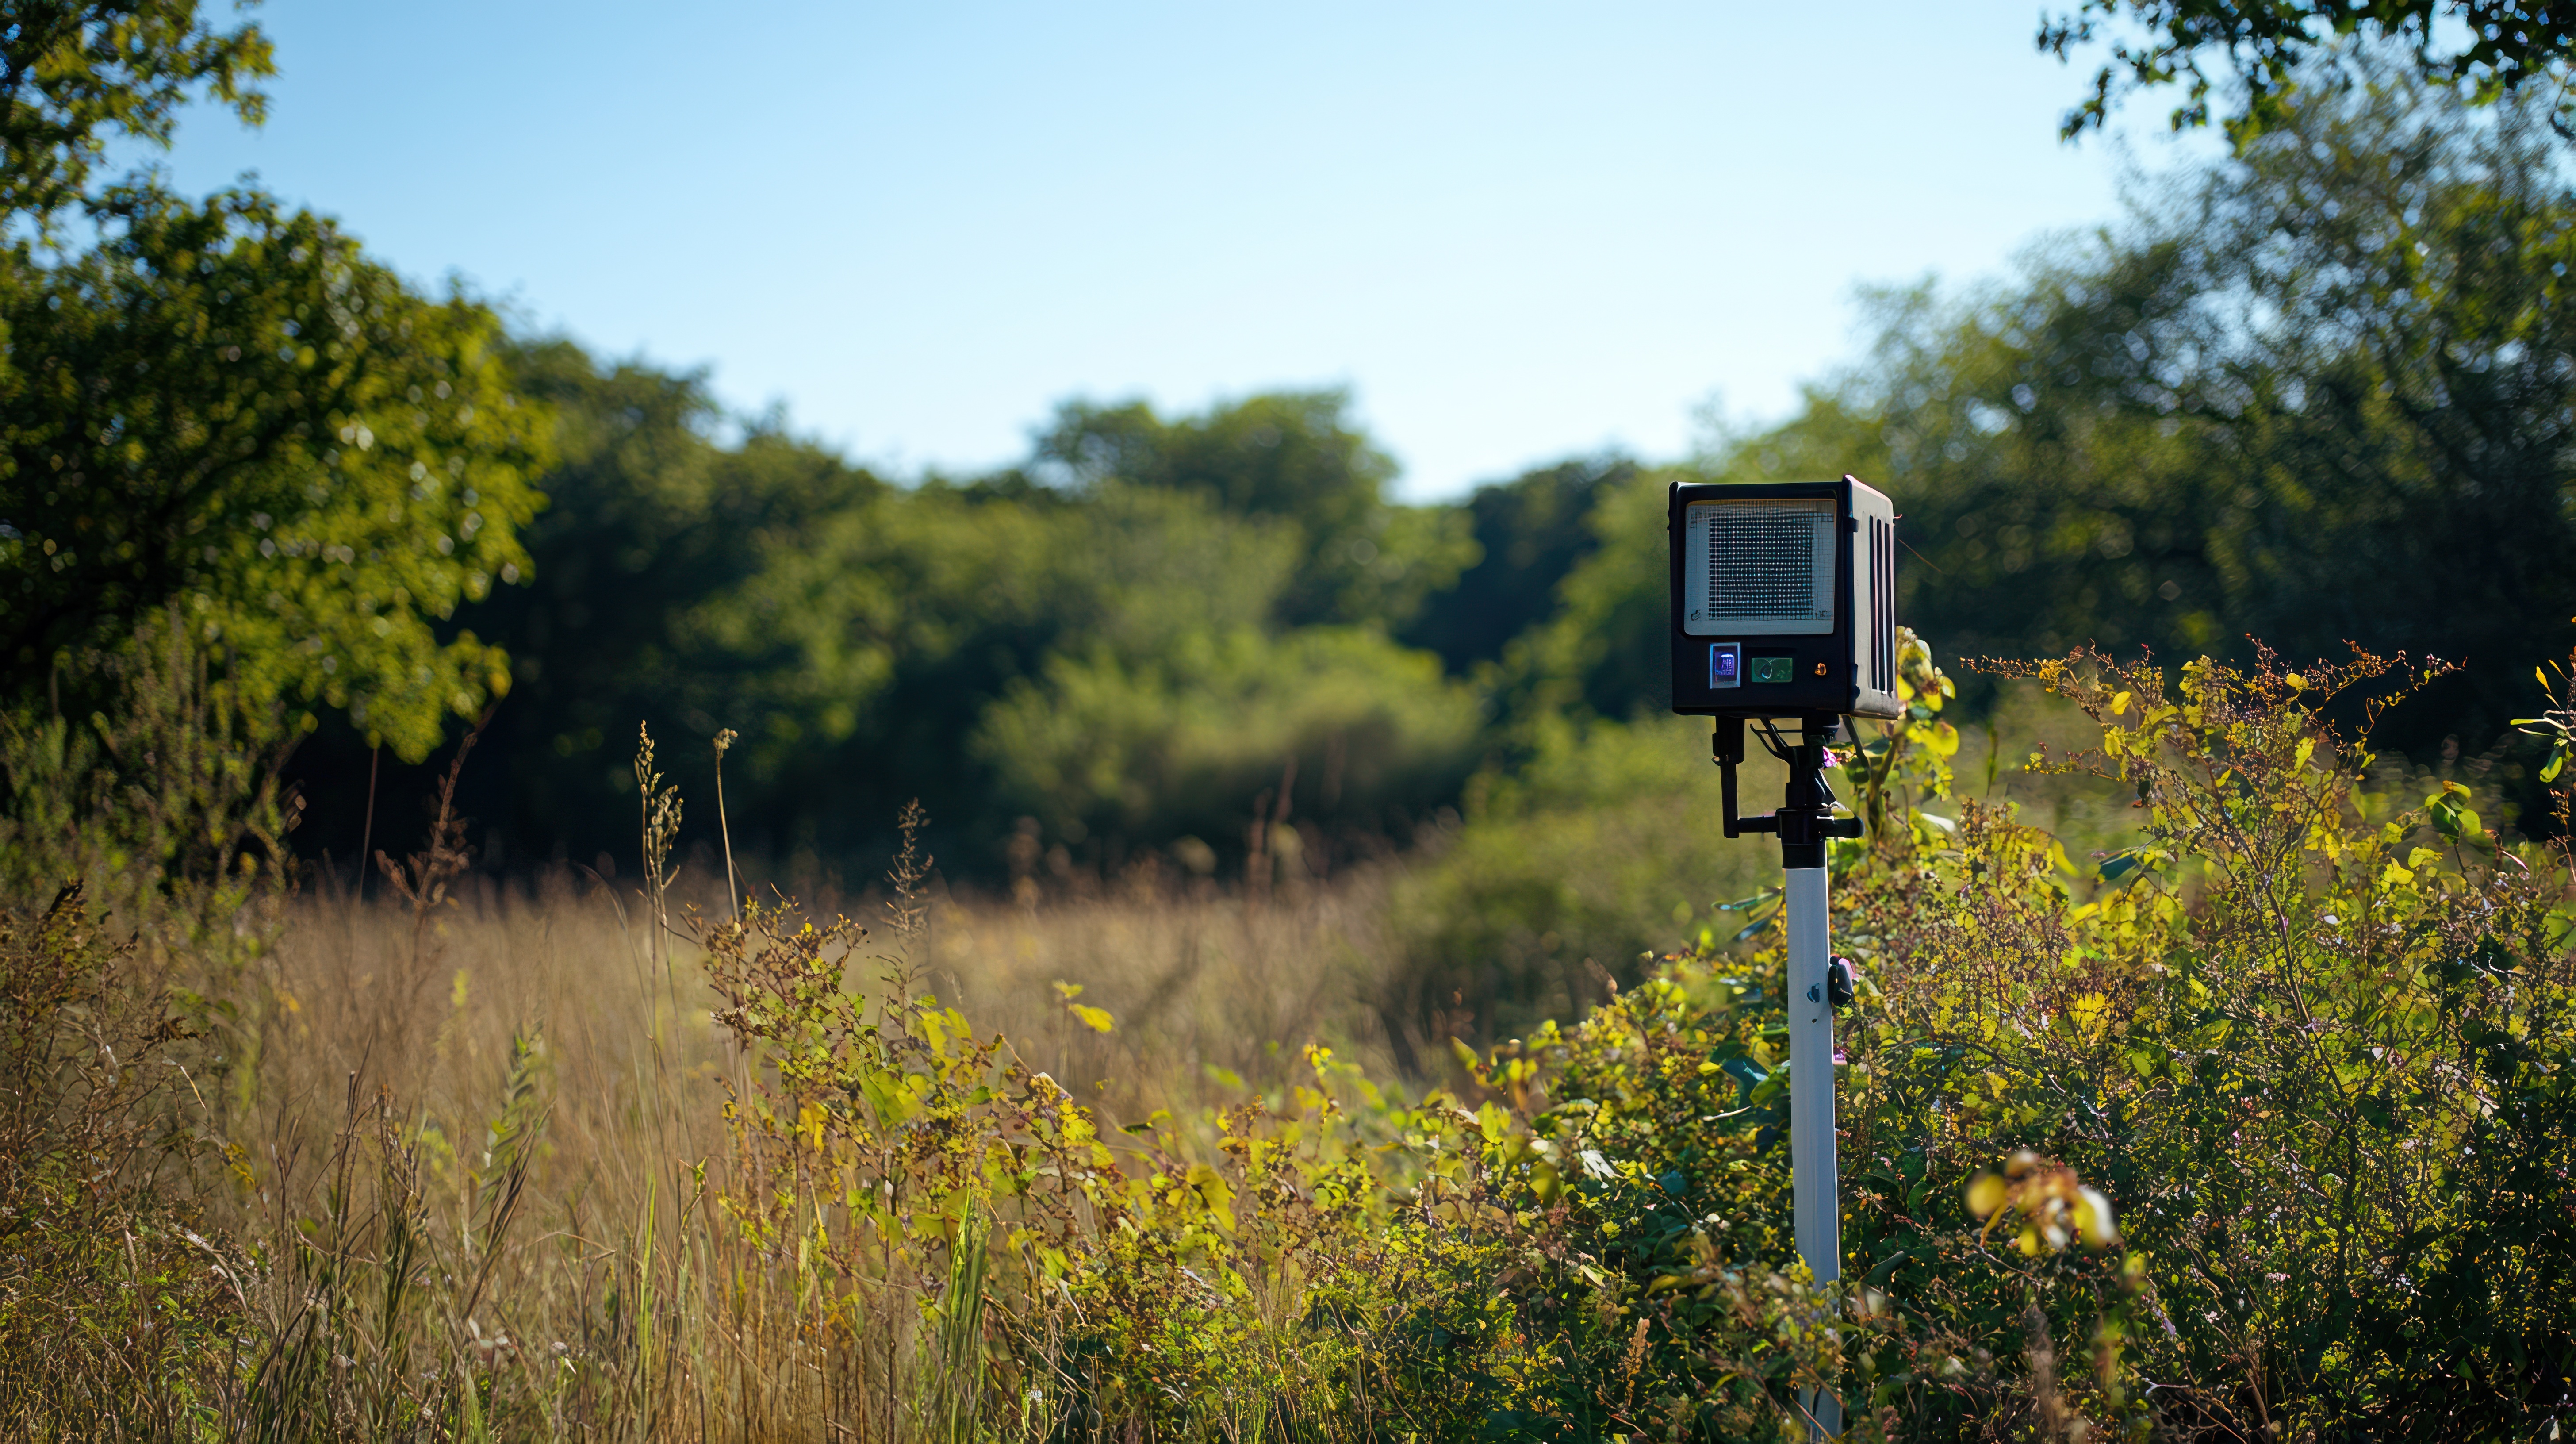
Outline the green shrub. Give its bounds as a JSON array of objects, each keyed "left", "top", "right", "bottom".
[
  {"left": 1825, "top": 642, "right": 2576, "bottom": 1436},
  {"left": 1390, "top": 634, "right": 2576, "bottom": 1438}
]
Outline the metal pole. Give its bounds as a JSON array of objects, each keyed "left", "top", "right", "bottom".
[
  {"left": 1720, "top": 715, "right": 1848, "bottom": 1440},
  {"left": 1780, "top": 718, "right": 1843, "bottom": 1440},
  {"left": 1786, "top": 861, "right": 1841, "bottom": 1439}
]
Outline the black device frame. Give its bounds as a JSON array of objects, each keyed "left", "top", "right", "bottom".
[
  {"left": 1669, "top": 476, "right": 1892, "bottom": 863},
  {"left": 1666, "top": 476, "right": 1883, "bottom": 720}
]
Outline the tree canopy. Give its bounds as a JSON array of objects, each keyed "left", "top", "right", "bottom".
[
  {"left": 0, "top": 0, "right": 274, "bottom": 234},
  {"left": 282, "top": 63, "right": 2576, "bottom": 873},
  {"left": 1029, "top": 390, "right": 1475, "bottom": 629},
  {"left": 385, "top": 366, "right": 1485, "bottom": 874},
  {"left": 1513, "top": 65, "right": 2573, "bottom": 769},
  {"left": 0, "top": 0, "right": 548, "bottom": 761},
  {"left": 2044, "top": 0, "right": 2576, "bottom": 142}
]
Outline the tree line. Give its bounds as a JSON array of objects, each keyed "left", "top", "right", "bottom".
[{"left": 6, "top": 7, "right": 2573, "bottom": 885}]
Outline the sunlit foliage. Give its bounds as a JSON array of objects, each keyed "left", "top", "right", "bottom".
[
  {"left": 2, "top": 195, "right": 546, "bottom": 759},
  {"left": 2043, "top": 0, "right": 2576, "bottom": 142},
  {"left": 0, "top": 1, "right": 548, "bottom": 761}
]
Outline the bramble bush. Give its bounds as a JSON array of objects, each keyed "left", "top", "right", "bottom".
[
  {"left": 668, "top": 628, "right": 2574, "bottom": 1439},
  {"left": 1828, "top": 638, "right": 2576, "bottom": 1438}
]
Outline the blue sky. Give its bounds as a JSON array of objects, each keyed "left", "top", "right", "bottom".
[{"left": 145, "top": 1, "right": 2216, "bottom": 500}]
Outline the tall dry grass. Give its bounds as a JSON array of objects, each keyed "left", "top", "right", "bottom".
[
  {"left": 198, "top": 824, "right": 1415, "bottom": 1440},
  {"left": 266, "top": 860, "right": 1411, "bottom": 1148}
]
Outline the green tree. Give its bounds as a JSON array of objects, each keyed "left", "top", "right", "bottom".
[
  {"left": 973, "top": 623, "right": 1483, "bottom": 855},
  {"left": 0, "top": 1, "right": 549, "bottom": 763},
  {"left": 370, "top": 349, "right": 1526, "bottom": 878},
  {"left": 1031, "top": 390, "right": 1475, "bottom": 628},
  {"left": 2, "top": 194, "right": 547, "bottom": 761},
  {"left": 1400, "top": 455, "right": 1634, "bottom": 675},
  {"left": 0, "top": 0, "right": 274, "bottom": 235},
  {"left": 1501, "top": 463, "right": 1690, "bottom": 725},
  {"left": 1882, "top": 69, "right": 2570, "bottom": 747},
  {"left": 2043, "top": 0, "right": 2576, "bottom": 142},
  {"left": 1525, "top": 70, "right": 2573, "bottom": 768},
  {"left": 423, "top": 341, "right": 876, "bottom": 864},
  {"left": 675, "top": 473, "right": 1301, "bottom": 865},
  {"left": 429, "top": 353, "right": 1472, "bottom": 874}
]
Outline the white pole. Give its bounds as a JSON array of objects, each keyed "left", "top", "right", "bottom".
[{"left": 1786, "top": 862, "right": 1842, "bottom": 1439}]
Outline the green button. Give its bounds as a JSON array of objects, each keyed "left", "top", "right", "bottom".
[{"left": 1751, "top": 656, "right": 1794, "bottom": 684}]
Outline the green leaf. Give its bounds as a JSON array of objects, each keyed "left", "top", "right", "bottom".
[
  {"left": 860, "top": 1068, "right": 919, "bottom": 1125},
  {"left": 1721, "top": 1056, "right": 1769, "bottom": 1096}
]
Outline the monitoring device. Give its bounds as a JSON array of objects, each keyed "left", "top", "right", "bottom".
[
  {"left": 1668, "top": 475, "right": 1901, "bottom": 722},
  {"left": 1668, "top": 472, "right": 1903, "bottom": 1442}
]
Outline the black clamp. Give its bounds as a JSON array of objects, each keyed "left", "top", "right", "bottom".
[{"left": 1714, "top": 715, "right": 1864, "bottom": 866}]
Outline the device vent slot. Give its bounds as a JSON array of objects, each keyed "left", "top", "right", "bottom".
[{"left": 1871, "top": 516, "right": 1895, "bottom": 692}]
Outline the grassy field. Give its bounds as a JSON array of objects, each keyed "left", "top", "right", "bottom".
[
  {"left": 173, "top": 696, "right": 2140, "bottom": 1439},
  {"left": 17, "top": 653, "right": 2557, "bottom": 1441}
]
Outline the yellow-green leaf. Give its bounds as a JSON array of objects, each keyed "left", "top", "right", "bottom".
[{"left": 2074, "top": 1187, "right": 2120, "bottom": 1248}]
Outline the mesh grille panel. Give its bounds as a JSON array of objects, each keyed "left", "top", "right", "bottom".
[{"left": 1706, "top": 503, "right": 1828, "bottom": 619}]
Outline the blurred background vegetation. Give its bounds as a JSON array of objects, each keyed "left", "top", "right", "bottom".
[{"left": 5, "top": 8, "right": 2573, "bottom": 1012}]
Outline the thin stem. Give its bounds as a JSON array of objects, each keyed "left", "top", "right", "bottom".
[
  {"left": 713, "top": 729, "right": 741, "bottom": 926},
  {"left": 356, "top": 743, "right": 379, "bottom": 902}
]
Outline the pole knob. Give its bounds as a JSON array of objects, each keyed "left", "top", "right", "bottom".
[{"left": 1827, "top": 956, "right": 1858, "bottom": 1010}]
